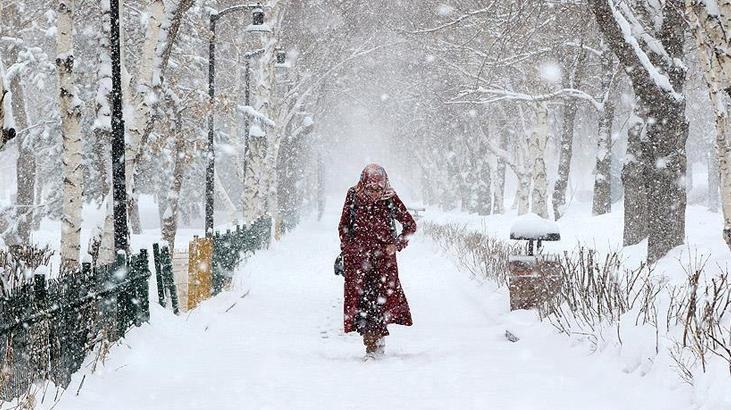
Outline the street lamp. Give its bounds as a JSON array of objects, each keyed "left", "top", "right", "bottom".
[
  {"left": 206, "top": 3, "right": 268, "bottom": 237},
  {"left": 275, "top": 48, "right": 286, "bottom": 64},
  {"left": 252, "top": 5, "right": 264, "bottom": 25},
  {"left": 110, "top": 0, "right": 129, "bottom": 254}
]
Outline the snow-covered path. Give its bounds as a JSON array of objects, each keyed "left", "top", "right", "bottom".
[{"left": 47, "top": 213, "right": 692, "bottom": 410}]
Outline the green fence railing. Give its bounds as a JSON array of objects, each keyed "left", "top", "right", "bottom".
[
  {"left": 211, "top": 217, "right": 272, "bottom": 295},
  {"left": 0, "top": 250, "right": 151, "bottom": 401}
]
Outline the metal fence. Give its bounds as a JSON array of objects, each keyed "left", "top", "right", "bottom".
[
  {"left": 0, "top": 251, "right": 151, "bottom": 401},
  {"left": 147, "top": 217, "right": 273, "bottom": 311},
  {"left": 211, "top": 217, "right": 272, "bottom": 295}
]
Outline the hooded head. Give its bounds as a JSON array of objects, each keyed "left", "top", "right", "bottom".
[{"left": 355, "top": 163, "right": 395, "bottom": 203}]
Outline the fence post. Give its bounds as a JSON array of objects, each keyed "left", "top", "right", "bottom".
[
  {"left": 134, "top": 249, "right": 151, "bottom": 326},
  {"left": 152, "top": 243, "right": 166, "bottom": 307},
  {"left": 32, "top": 273, "right": 49, "bottom": 382},
  {"left": 114, "top": 252, "right": 129, "bottom": 339},
  {"left": 161, "top": 246, "right": 180, "bottom": 314},
  {"left": 188, "top": 237, "right": 213, "bottom": 309}
]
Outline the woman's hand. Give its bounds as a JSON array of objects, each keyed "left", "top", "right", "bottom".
[{"left": 386, "top": 244, "right": 397, "bottom": 255}]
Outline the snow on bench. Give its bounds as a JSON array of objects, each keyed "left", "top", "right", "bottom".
[{"left": 509, "top": 213, "right": 560, "bottom": 241}]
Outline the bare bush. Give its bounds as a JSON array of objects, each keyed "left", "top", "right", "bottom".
[
  {"left": 0, "top": 245, "right": 54, "bottom": 296},
  {"left": 421, "top": 222, "right": 518, "bottom": 284}
]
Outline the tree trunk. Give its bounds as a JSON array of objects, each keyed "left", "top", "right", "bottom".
[
  {"left": 709, "top": 148, "right": 720, "bottom": 212},
  {"left": 553, "top": 99, "right": 577, "bottom": 220},
  {"left": 0, "top": 65, "right": 15, "bottom": 150},
  {"left": 552, "top": 49, "right": 586, "bottom": 220},
  {"left": 493, "top": 131, "right": 507, "bottom": 214},
  {"left": 622, "top": 114, "right": 647, "bottom": 246},
  {"left": 644, "top": 101, "right": 688, "bottom": 263},
  {"left": 592, "top": 61, "right": 616, "bottom": 216},
  {"left": 125, "top": 0, "right": 165, "bottom": 235},
  {"left": 516, "top": 172, "right": 531, "bottom": 215},
  {"left": 316, "top": 152, "right": 325, "bottom": 221},
  {"left": 530, "top": 104, "right": 549, "bottom": 218},
  {"left": 10, "top": 72, "right": 34, "bottom": 245},
  {"left": 475, "top": 153, "right": 492, "bottom": 215},
  {"left": 161, "top": 139, "right": 185, "bottom": 251},
  {"left": 57, "top": 0, "right": 84, "bottom": 272},
  {"left": 589, "top": 0, "right": 688, "bottom": 263},
  {"left": 1, "top": 5, "right": 35, "bottom": 245},
  {"left": 93, "top": 0, "right": 113, "bottom": 208},
  {"left": 243, "top": 135, "right": 268, "bottom": 224},
  {"left": 591, "top": 96, "right": 614, "bottom": 215},
  {"left": 687, "top": 1, "right": 731, "bottom": 248}
]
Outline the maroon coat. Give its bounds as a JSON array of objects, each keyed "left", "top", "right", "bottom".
[{"left": 338, "top": 187, "right": 417, "bottom": 334}]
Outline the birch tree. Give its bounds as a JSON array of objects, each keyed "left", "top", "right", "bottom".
[
  {"left": 552, "top": 48, "right": 587, "bottom": 219},
  {"left": 591, "top": 47, "right": 618, "bottom": 216},
  {"left": 57, "top": 0, "right": 83, "bottom": 271},
  {"left": 0, "top": 82, "right": 14, "bottom": 150},
  {"left": 530, "top": 103, "right": 549, "bottom": 218},
  {"left": 686, "top": 0, "right": 731, "bottom": 249}
]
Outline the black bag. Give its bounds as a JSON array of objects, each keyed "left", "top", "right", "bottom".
[
  {"left": 334, "top": 253, "right": 344, "bottom": 276},
  {"left": 335, "top": 189, "right": 356, "bottom": 277}
]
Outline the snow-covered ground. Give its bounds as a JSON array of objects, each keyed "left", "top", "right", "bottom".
[{"left": 26, "top": 200, "right": 704, "bottom": 410}]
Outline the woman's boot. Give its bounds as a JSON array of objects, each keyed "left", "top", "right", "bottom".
[
  {"left": 363, "top": 333, "right": 378, "bottom": 357},
  {"left": 375, "top": 337, "right": 385, "bottom": 356}
]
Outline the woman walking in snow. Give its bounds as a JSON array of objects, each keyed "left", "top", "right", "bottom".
[{"left": 338, "top": 163, "right": 417, "bottom": 359}]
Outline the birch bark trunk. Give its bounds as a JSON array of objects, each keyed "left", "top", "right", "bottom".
[
  {"left": 57, "top": 0, "right": 84, "bottom": 272},
  {"left": 161, "top": 117, "right": 185, "bottom": 251},
  {"left": 493, "top": 131, "right": 507, "bottom": 214},
  {"left": 552, "top": 50, "right": 586, "bottom": 220},
  {"left": 125, "top": 0, "right": 165, "bottom": 235},
  {"left": 709, "top": 149, "right": 720, "bottom": 212},
  {"left": 93, "top": 0, "right": 113, "bottom": 209},
  {"left": 0, "top": 72, "right": 13, "bottom": 149},
  {"left": 687, "top": 0, "right": 731, "bottom": 249},
  {"left": 530, "top": 104, "right": 549, "bottom": 218}
]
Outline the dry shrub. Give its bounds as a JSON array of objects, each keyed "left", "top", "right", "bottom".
[
  {"left": 0, "top": 244, "right": 54, "bottom": 296},
  {"left": 421, "top": 221, "right": 518, "bottom": 284},
  {"left": 540, "top": 248, "right": 658, "bottom": 344}
]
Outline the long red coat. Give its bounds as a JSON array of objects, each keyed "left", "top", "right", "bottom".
[{"left": 338, "top": 187, "right": 417, "bottom": 335}]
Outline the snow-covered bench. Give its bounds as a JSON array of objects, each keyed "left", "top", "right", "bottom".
[{"left": 508, "top": 214, "right": 561, "bottom": 310}]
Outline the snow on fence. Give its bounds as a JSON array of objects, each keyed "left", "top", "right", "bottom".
[
  {"left": 0, "top": 251, "right": 151, "bottom": 401},
  {"left": 422, "top": 220, "right": 731, "bottom": 385}
]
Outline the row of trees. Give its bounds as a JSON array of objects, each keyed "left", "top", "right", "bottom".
[
  {"left": 312, "top": 1, "right": 731, "bottom": 264},
  {"left": 4, "top": 0, "right": 731, "bottom": 267},
  {"left": 0, "top": 0, "right": 386, "bottom": 273}
]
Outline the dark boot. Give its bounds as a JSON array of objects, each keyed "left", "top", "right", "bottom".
[
  {"left": 363, "top": 333, "right": 378, "bottom": 355},
  {"left": 375, "top": 337, "right": 385, "bottom": 356}
]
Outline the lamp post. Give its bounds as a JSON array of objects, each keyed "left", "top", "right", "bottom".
[
  {"left": 110, "top": 0, "right": 129, "bottom": 254},
  {"left": 206, "top": 3, "right": 268, "bottom": 237}
]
